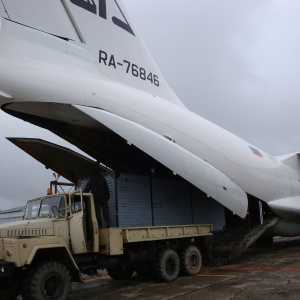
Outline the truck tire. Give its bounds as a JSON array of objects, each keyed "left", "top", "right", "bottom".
[
  {"left": 154, "top": 248, "right": 180, "bottom": 282},
  {"left": 179, "top": 244, "right": 202, "bottom": 276},
  {"left": 21, "top": 260, "right": 71, "bottom": 300},
  {"left": 0, "top": 277, "right": 20, "bottom": 300},
  {"left": 107, "top": 265, "right": 134, "bottom": 280}
]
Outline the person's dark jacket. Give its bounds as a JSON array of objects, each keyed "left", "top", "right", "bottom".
[{"left": 83, "top": 174, "right": 110, "bottom": 203}]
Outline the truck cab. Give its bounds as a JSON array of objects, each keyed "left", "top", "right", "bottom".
[
  {"left": 24, "top": 190, "right": 99, "bottom": 254},
  {"left": 0, "top": 191, "right": 97, "bottom": 300}
]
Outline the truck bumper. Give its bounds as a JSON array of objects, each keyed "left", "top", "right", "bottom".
[{"left": 0, "top": 262, "right": 15, "bottom": 278}]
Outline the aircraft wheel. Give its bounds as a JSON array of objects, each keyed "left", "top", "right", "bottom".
[
  {"left": 179, "top": 244, "right": 202, "bottom": 276},
  {"left": 154, "top": 248, "right": 180, "bottom": 282}
]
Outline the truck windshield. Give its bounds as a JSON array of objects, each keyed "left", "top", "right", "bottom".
[{"left": 24, "top": 195, "right": 65, "bottom": 219}]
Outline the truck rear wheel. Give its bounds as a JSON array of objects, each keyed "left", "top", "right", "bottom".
[
  {"left": 154, "top": 248, "right": 180, "bottom": 282},
  {"left": 179, "top": 244, "right": 202, "bottom": 276},
  {"left": 21, "top": 260, "right": 71, "bottom": 300},
  {"left": 107, "top": 265, "right": 134, "bottom": 280}
]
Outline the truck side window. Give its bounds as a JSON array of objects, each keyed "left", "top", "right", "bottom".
[{"left": 71, "top": 195, "right": 84, "bottom": 213}]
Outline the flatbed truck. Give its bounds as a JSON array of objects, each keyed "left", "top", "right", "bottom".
[{"left": 0, "top": 190, "right": 212, "bottom": 300}]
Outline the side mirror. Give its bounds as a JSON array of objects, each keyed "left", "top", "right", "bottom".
[{"left": 52, "top": 206, "right": 60, "bottom": 219}]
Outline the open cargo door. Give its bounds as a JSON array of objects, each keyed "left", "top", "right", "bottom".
[{"left": 7, "top": 138, "right": 108, "bottom": 183}]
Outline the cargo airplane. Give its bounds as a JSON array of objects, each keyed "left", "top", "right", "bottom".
[{"left": 0, "top": 0, "right": 299, "bottom": 238}]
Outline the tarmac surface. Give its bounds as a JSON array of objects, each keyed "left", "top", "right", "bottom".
[{"left": 71, "top": 237, "right": 300, "bottom": 300}]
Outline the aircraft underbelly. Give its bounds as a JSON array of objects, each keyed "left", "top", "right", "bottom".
[{"left": 74, "top": 105, "right": 248, "bottom": 218}]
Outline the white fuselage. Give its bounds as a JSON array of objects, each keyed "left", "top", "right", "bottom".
[{"left": 1, "top": 17, "right": 300, "bottom": 222}]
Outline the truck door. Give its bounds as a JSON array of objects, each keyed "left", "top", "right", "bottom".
[{"left": 69, "top": 191, "right": 87, "bottom": 254}]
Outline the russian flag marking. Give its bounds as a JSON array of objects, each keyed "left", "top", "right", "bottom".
[{"left": 249, "top": 146, "right": 263, "bottom": 157}]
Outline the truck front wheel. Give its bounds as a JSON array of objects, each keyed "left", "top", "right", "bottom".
[
  {"left": 154, "top": 248, "right": 180, "bottom": 282},
  {"left": 0, "top": 276, "right": 20, "bottom": 300},
  {"left": 21, "top": 260, "right": 71, "bottom": 300}
]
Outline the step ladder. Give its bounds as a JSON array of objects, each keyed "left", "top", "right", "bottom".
[{"left": 211, "top": 216, "right": 280, "bottom": 265}]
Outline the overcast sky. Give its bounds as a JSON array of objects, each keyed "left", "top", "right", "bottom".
[{"left": 1, "top": 0, "right": 300, "bottom": 210}]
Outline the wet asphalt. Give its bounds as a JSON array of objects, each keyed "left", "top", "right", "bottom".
[{"left": 71, "top": 237, "right": 300, "bottom": 300}]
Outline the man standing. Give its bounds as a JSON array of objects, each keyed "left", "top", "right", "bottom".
[{"left": 83, "top": 173, "right": 111, "bottom": 228}]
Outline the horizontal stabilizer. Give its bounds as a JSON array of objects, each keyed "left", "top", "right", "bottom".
[{"left": 74, "top": 105, "right": 248, "bottom": 218}]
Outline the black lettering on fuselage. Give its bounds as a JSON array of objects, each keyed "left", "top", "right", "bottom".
[
  {"left": 98, "top": 0, "right": 107, "bottom": 19},
  {"left": 112, "top": 0, "right": 135, "bottom": 36},
  {"left": 108, "top": 55, "right": 116, "bottom": 68},
  {"left": 70, "top": 0, "right": 96, "bottom": 14},
  {"left": 70, "top": 0, "right": 135, "bottom": 36},
  {"left": 99, "top": 50, "right": 107, "bottom": 65}
]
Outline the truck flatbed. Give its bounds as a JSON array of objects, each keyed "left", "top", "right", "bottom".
[
  {"left": 99, "top": 224, "right": 213, "bottom": 255},
  {"left": 122, "top": 224, "right": 213, "bottom": 243}
]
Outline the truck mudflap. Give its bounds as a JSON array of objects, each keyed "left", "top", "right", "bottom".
[{"left": 0, "top": 262, "right": 15, "bottom": 278}]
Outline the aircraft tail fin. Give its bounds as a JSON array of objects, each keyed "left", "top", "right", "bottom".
[{"left": 0, "top": 0, "right": 184, "bottom": 106}]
